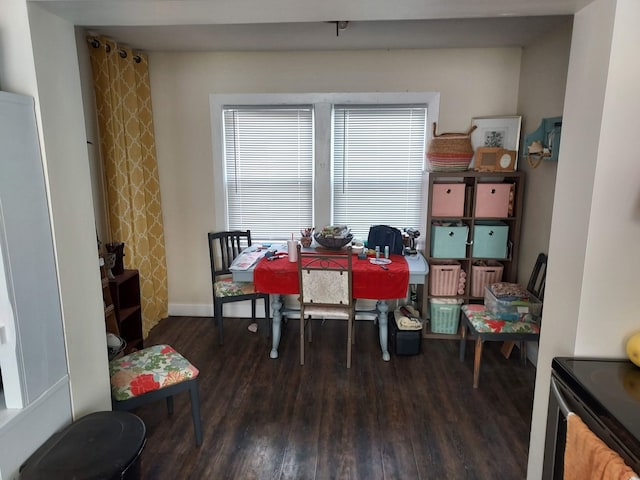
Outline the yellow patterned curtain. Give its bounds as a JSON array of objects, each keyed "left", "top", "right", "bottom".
[{"left": 88, "top": 36, "right": 168, "bottom": 336}]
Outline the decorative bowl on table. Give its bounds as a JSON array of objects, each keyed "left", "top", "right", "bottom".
[{"left": 313, "top": 232, "right": 353, "bottom": 250}]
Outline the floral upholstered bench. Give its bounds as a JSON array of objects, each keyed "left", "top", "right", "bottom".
[
  {"left": 459, "top": 304, "right": 540, "bottom": 389},
  {"left": 109, "top": 344, "right": 203, "bottom": 446}
]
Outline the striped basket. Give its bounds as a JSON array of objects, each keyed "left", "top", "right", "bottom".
[{"left": 426, "top": 123, "right": 477, "bottom": 172}]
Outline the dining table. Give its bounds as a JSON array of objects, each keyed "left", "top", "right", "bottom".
[{"left": 231, "top": 243, "right": 429, "bottom": 361}]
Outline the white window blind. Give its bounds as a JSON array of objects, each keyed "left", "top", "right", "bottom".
[
  {"left": 332, "top": 105, "right": 426, "bottom": 238},
  {"left": 222, "top": 106, "right": 313, "bottom": 240}
]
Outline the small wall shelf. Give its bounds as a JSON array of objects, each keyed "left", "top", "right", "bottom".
[{"left": 109, "top": 269, "right": 143, "bottom": 353}]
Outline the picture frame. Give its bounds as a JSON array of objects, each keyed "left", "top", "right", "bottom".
[{"left": 470, "top": 116, "right": 522, "bottom": 169}]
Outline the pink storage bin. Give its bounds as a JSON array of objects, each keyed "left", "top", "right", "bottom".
[
  {"left": 429, "top": 260, "right": 462, "bottom": 296},
  {"left": 474, "top": 183, "right": 512, "bottom": 218},
  {"left": 431, "top": 183, "right": 465, "bottom": 217},
  {"left": 470, "top": 261, "right": 504, "bottom": 297}
]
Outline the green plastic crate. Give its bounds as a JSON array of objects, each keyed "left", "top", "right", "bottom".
[{"left": 429, "top": 299, "right": 462, "bottom": 334}]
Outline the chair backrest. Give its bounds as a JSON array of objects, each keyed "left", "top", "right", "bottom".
[
  {"left": 527, "top": 253, "right": 548, "bottom": 301},
  {"left": 367, "top": 225, "right": 404, "bottom": 255},
  {"left": 208, "top": 230, "right": 252, "bottom": 279},
  {"left": 297, "top": 245, "right": 354, "bottom": 308}
]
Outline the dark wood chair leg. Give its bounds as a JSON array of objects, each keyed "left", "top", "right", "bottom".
[
  {"left": 251, "top": 298, "right": 257, "bottom": 326},
  {"left": 189, "top": 381, "right": 203, "bottom": 446},
  {"left": 166, "top": 395, "right": 174, "bottom": 415},
  {"left": 520, "top": 341, "right": 527, "bottom": 365},
  {"left": 347, "top": 315, "right": 353, "bottom": 369},
  {"left": 300, "top": 314, "right": 305, "bottom": 366},
  {"left": 351, "top": 319, "right": 355, "bottom": 345},
  {"left": 263, "top": 295, "right": 271, "bottom": 339},
  {"left": 215, "top": 301, "right": 224, "bottom": 345}
]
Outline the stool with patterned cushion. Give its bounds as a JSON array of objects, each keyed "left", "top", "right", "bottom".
[
  {"left": 109, "top": 344, "right": 203, "bottom": 446},
  {"left": 459, "top": 304, "right": 541, "bottom": 388},
  {"left": 459, "top": 253, "right": 547, "bottom": 389}
]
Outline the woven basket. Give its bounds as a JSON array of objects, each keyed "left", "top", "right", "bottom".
[{"left": 426, "top": 123, "right": 477, "bottom": 172}]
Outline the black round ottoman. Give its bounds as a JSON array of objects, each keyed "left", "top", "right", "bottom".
[{"left": 19, "top": 411, "right": 146, "bottom": 480}]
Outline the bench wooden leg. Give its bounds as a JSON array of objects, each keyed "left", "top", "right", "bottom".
[
  {"left": 501, "top": 341, "right": 516, "bottom": 359},
  {"left": 459, "top": 321, "right": 467, "bottom": 361},
  {"left": 473, "top": 337, "right": 483, "bottom": 389}
]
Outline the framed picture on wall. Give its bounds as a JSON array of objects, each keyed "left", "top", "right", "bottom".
[{"left": 470, "top": 116, "right": 522, "bottom": 169}]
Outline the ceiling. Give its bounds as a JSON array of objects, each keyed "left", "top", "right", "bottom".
[
  {"left": 80, "top": 17, "right": 574, "bottom": 52},
  {"left": 32, "top": 0, "right": 589, "bottom": 51}
]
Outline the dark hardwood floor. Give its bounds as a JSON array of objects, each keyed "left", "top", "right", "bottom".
[{"left": 137, "top": 316, "right": 536, "bottom": 479}]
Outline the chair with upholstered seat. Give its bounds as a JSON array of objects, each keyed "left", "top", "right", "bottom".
[
  {"left": 459, "top": 253, "right": 547, "bottom": 388},
  {"left": 109, "top": 344, "right": 203, "bottom": 446},
  {"left": 208, "top": 230, "right": 270, "bottom": 345},
  {"left": 297, "top": 244, "right": 355, "bottom": 367}
]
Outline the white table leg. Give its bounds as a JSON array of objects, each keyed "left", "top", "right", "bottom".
[
  {"left": 377, "top": 300, "right": 390, "bottom": 361},
  {"left": 270, "top": 294, "right": 283, "bottom": 359}
]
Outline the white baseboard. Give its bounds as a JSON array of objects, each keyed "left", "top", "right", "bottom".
[
  {"left": 168, "top": 299, "right": 269, "bottom": 318},
  {"left": 168, "top": 303, "right": 213, "bottom": 317}
]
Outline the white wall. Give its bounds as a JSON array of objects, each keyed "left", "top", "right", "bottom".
[
  {"left": 28, "top": 3, "right": 112, "bottom": 416},
  {"left": 573, "top": 0, "right": 640, "bottom": 354},
  {"left": 517, "top": 20, "right": 573, "bottom": 366},
  {"left": 76, "top": 29, "right": 110, "bottom": 246},
  {"left": 517, "top": 20, "right": 572, "bottom": 286},
  {"left": 0, "top": 1, "right": 111, "bottom": 477},
  {"left": 5, "top": 1, "right": 634, "bottom": 477},
  {"left": 148, "top": 48, "right": 523, "bottom": 315},
  {"left": 0, "top": 0, "right": 38, "bottom": 96},
  {"left": 527, "top": 0, "right": 640, "bottom": 478}
]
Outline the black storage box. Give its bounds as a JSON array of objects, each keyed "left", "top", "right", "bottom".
[
  {"left": 20, "top": 411, "right": 146, "bottom": 480},
  {"left": 389, "top": 312, "right": 422, "bottom": 355}
]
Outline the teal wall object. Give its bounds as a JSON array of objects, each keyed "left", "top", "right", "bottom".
[{"left": 522, "top": 116, "right": 562, "bottom": 162}]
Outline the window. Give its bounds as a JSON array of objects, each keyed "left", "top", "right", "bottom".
[
  {"left": 212, "top": 93, "right": 439, "bottom": 242},
  {"left": 332, "top": 105, "right": 426, "bottom": 237},
  {"left": 222, "top": 106, "right": 313, "bottom": 240}
]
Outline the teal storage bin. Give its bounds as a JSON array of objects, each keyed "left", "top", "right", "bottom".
[
  {"left": 431, "top": 222, "right": 468, "bottom": 258},
  {"left": 429, "top": 299, "right": 462, "bottom": 334},
  {"left": 472, "top": 221, "right": 509, "bottom": 258}
]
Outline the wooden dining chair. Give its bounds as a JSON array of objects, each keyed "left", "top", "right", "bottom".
[
  {"left": 459, "top": 253, "right": 547, "bottom": 388},
  {"left": 297, "top": 244, "right": 355, "bottom": 367},
  {"left": 207, "top": 230, "right": 270, "bottom": 345}
]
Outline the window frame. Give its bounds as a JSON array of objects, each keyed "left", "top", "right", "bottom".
[{"left": 210, "top": 92, "right": 440, "bottom": 242}]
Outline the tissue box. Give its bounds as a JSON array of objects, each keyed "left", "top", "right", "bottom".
[{"left": 484, "top": 283, "right": 542, "bottom": 321}]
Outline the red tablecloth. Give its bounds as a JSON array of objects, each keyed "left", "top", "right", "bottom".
[{"left": 254, "top": 253, "right": 409, "bottom": 300}]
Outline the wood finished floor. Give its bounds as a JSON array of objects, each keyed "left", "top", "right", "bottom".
[{"left": 138, "top": 316, "right": 536, "bottom": 479}]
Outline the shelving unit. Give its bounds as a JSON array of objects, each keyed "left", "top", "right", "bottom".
[
  {"left": 109, "top": 269, "right": 143, "bottom": 353},
  {"left": 100, "top": 256, "right": 119, "bottom": 336},
  {"left": 419, "top": 170, "right": 525, "bottom": 339}
]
